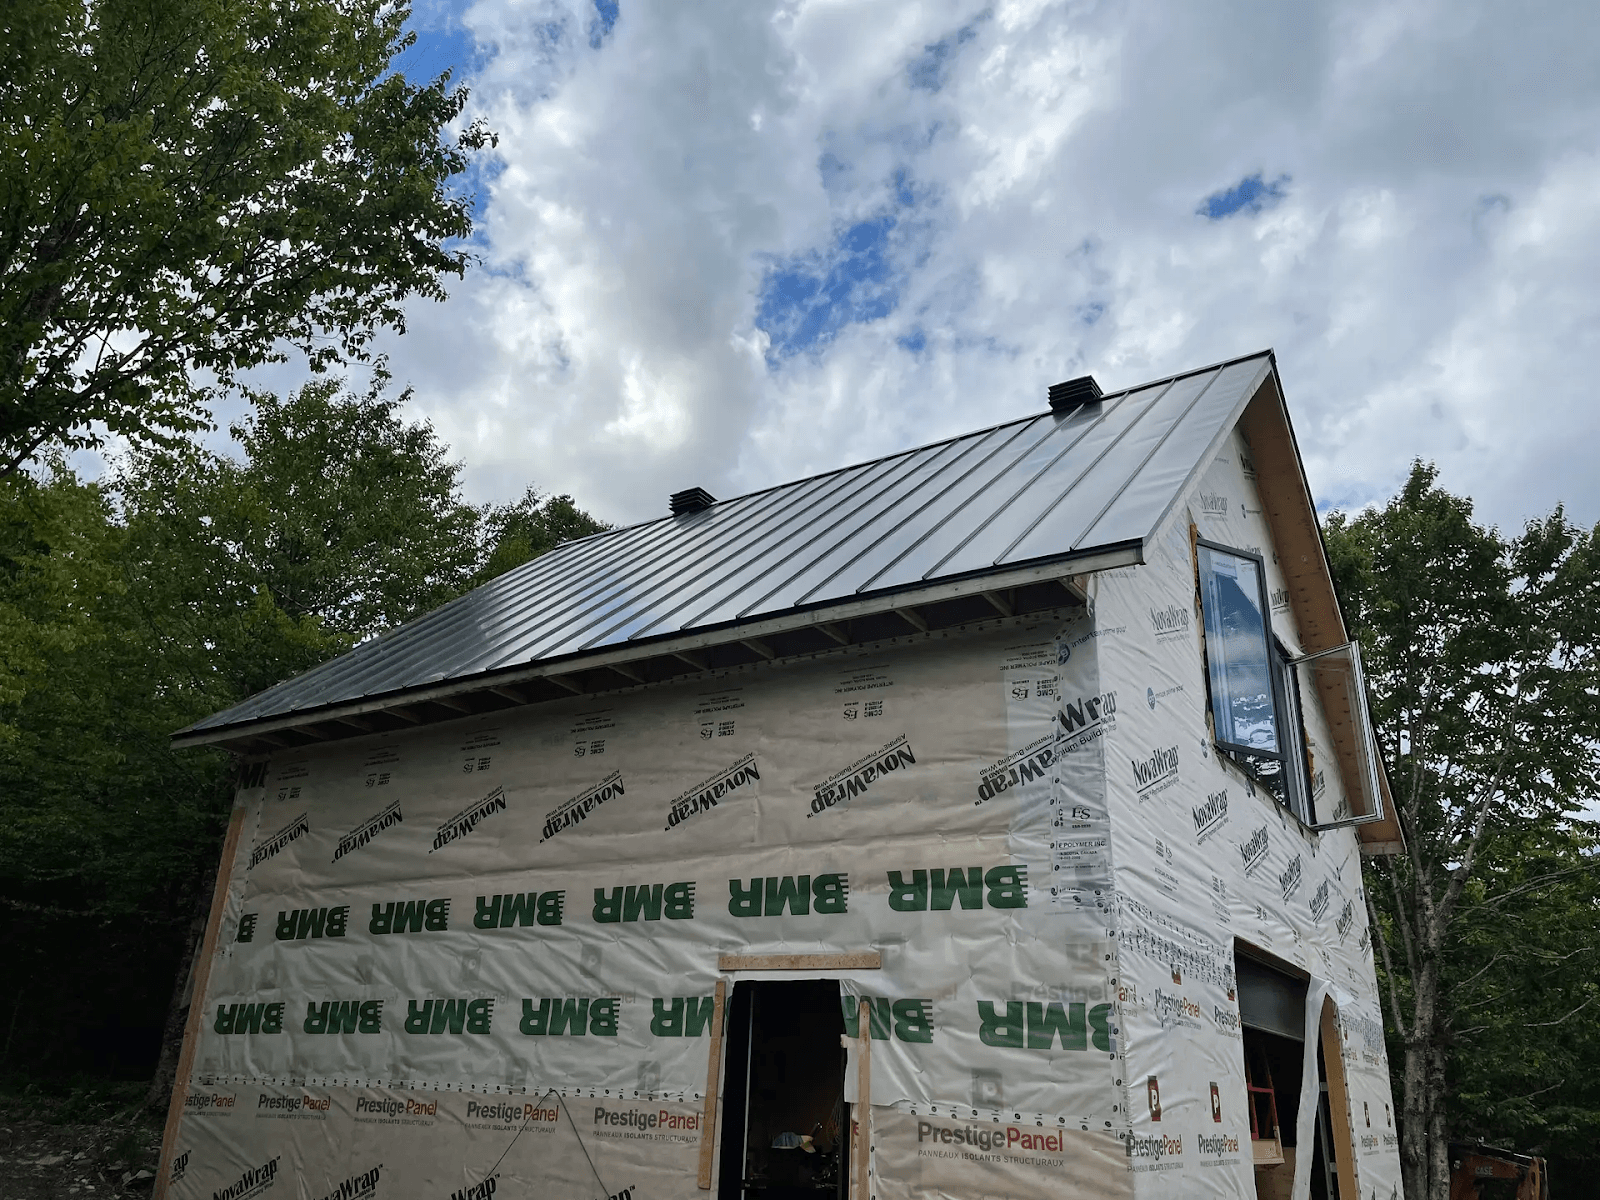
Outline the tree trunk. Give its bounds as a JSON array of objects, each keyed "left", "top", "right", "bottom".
[
  {"left": 1400, "top": 956, "right": 1451, "bottom": 1200},
  {"left": 144, "top": 868, "right": 217, "bottom": 1114}
]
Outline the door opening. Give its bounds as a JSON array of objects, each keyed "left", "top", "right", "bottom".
[{"left": 716, "top": 980, "right": 849, "bottom": 1200}]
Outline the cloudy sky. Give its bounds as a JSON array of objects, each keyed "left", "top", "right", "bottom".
[{"left": 371, "top": 0, "right": 1600, "bottom": 533}]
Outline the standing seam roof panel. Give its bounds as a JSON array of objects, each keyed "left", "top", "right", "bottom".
[
  {"left": 601, "top": 449, "right": 934, "bottom": 644},
  {"left": 179, "top": 350, "right": 1277, "bottom": 736},
  {"left": 981, "top": 368, "right": 1222, "bottom": 570}
]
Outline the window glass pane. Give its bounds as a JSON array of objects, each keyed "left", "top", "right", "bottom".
[{"left": 1198, "top": 544, "right": 1280, "bottom": 753}]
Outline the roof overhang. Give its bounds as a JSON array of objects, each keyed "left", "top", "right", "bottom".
[
  {"left": 1237, "top": 369, "right": 1403, "bottom": 855},
  {"left": 171, "top": 542, "right": 1139, "bottom": 753}
]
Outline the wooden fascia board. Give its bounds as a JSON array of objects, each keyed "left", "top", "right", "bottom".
[{"left": 1239, "top": 373, "right": 1402, "bottom": 852}]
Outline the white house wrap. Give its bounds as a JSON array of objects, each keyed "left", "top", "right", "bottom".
[{"left": 158, "top": 351, "right": 1403, "bottom": 1200}]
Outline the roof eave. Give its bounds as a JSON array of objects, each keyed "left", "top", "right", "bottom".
[{"left": 171, "top": 540, "right": 1143, "bottom": 752}]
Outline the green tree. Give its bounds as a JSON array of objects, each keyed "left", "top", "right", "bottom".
[
  {"left": 475, "top": 486, "right": 611, "bottom": 586},
  {"left": 0, "top": 375, "right": 608, "bottom": 1107},
  {"left": 1324, "top": 463, "right": 1600, "bottom": 1200},
  {"left": 0, "top": 0, "right": 494, "bottom": 476}
]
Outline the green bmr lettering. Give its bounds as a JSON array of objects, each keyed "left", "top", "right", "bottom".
[
  {"left": 886, "top": 866, "right": 1028, "bottom": 911},
  {"left": 369, "top": 898, "right": 450, "bottom": 934},
  {"left": 975, "top": 1001, "right": 1113, "bottom": 1051},
  {"left": 303, "top": 1000, "right": 383, "bottom": 1034},
  {"left": 403, "top": 998, "right": 494, "bottom": 1035},
  {"left": 475, "top": 891, "right": 565, "bottom": 928},
  {"left": 727, "top": 874, "right": 848, "bottom": 917},
  {"left": 840, "top": 997, "right": 934, "bottom": 1043},
  {"left": 213, "top": 1002, "right": 285, "bottom": 1035},
  {"left": 650, "top": 997, "right": 718, "bottom": 1037},
  {"left": 593, "top": 882, "right": 695, "bottom": 923},
  {"left": 519, "top": 998, "right": 619, "bottom": 1036}
]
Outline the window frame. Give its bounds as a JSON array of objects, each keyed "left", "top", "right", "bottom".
[
  {"left": 1194, "top": 537, "right": 1313, "bottom": 823},
  {"left": 1195, "top": 536, "right": 1387, "bottom": 831}
]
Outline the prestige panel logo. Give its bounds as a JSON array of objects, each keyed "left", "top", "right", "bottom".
[
  {"left": 810, "top": 735, "right": 915, "bottom": 816},
  {"left": 213, "top": 1155, "right": 280, "bottom": 1200},
  {"left": 355, "top": 1096, "right": 437, "bottom": 1119},
  {"left": 433, "top": 786, "right": 508, "bottom": 851},
  {"left": 1197, "top": 1132, "right": 1241, "bottom": 1158},
  {"left": 466, "top": 1100, "right": 559, "bottom": 1124},
  {"left": 914, "top": 1120, "right": 1067, "bottom": 1156},
  {"left": 976, "top": 736, "right": 1053, "bottom": 805},
  {"left": 183, "top": 1090, "right": 236, "bottom": 1113},
  {"left": 1126, "top": 1133, "right": 1184, "bottom": 1161},
  {"left": 541, "top": 773, "right": 624, "bottom": 843},
  {"left": 256, "top": 1092, "right": 331, "bottom": 1114},
  {"left": 1131, "top": 746, "right": 1180, "bottom": 798},
  {"left": 1193, "top": 790, "right": 1228, "bottom": 842},
  {"left": 1240, "top": 826, "right": 1270, "bottom": 875},
  {"left": 665, "top": 754, "right": 758, "bottom": 831},
  {"left": 593, "top": 1106, "right": 701, "bottom": 1132},
  {"left": 312, "top": 1163, "right": 382, "bottom": 1200},
  {"left": 334, "top": 799, "right": 402, "bottom": 862},
  {"left": 249, "top": 813, "right": 308, "bottom": 869}
]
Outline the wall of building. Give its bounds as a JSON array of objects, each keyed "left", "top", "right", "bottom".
[
  {"left": 165, "top": 618, "right": 1135, "bottom": 1200},
  {"left": 161, "top": 424, "right": 1404, "bottom": 1200},
  {"left": 1085, "top": 423, "right": 1403, "bottom": 1199}
]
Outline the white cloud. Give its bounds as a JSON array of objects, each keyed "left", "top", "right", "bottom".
[{"left": 370, "top": 0, "right": 1600, "bottom": 535}]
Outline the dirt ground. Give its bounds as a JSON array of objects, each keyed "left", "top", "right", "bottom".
[{"left": 0, "top": 1094, "right": 163, "bottom": 1200}]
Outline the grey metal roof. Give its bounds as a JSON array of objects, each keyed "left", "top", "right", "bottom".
[{"left": 177, "top": 350, "right": 1275, "bottom": 746}]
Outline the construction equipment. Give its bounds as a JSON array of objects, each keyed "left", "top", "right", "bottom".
[{"left": 1448, "top": 1142, "right": 1549, "bottom": 1200}]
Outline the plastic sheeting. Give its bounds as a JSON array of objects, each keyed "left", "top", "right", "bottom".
[
  {"left": 164, "top": 427, "right": 1403, "bottom": 1200},
  {"left": 1086, "top": 428, "right": 1403, "bottom": 1200}
]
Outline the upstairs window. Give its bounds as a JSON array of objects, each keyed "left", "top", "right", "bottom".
[{"left": 1196, "top": 540, "right": 1384, "bottom": 829}]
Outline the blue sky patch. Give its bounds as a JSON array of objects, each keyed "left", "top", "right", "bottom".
[
  {"left": 757, "top": 216, "right": 899, "bottom": 361},
  {"left": 907, "top": 19, "right": 982, "bottom": 92},
  {"left": 590, "top": 0, "right": 619, "bottom": 48},
  {"left": 1197, "top": 173, "right": 1291, "bottom": 220}
]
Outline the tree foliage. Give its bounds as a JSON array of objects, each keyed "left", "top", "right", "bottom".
[
  {"left": 1325, "top": 462, "right": 1600, "bottom": 1199},
  {"left": 0, "top": 378, "right": 604, "bottom": 1082},
  {"left": 0, "top": 0, "right": 494, "bottom": 476}
]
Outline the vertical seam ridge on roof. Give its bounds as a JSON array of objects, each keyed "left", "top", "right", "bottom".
[
  {"left": 614, "top": 451, "right": 934, "bottom": 643},
  {"left": 679, "top": 438, "right": 968, "bottom": 630},
  {"left": 844, "top": 419, "right": 1056, "bottom": 598},
  {"left": 757, "top": 429, "right": 1005, "bottom": 614},
  {"left": 1062, "top": 367, "right": 1225, "bottom": 553},
  {"left": 969, "top": 379, "right": 1176, "bottom": 571}
]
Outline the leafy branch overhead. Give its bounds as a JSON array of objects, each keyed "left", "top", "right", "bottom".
[{"left": 0, "top": 0, "right": 495, "bottom": 476}]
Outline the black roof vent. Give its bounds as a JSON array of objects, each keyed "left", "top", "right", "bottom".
[
  {"left": 1049, "top": 374, "right": 1102, "bottom": 415},
  {"left": 670, "top": 487, "right": 717, "bottom": 515}
]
